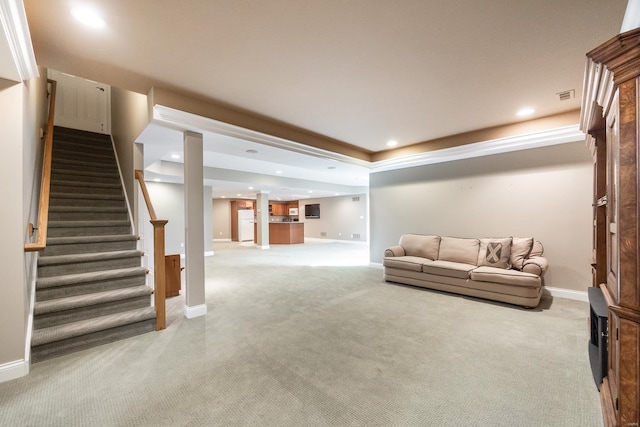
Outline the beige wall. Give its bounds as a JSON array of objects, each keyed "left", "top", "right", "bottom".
[
  {"left": 0, "top": 71, "right": 47, "bottom": 372},
  {"left": 212, "top": 199, "right": 231, "bottom": 240},
  {"left": 370, "top": 141, "right": 593, "bottom": 292},
  {"left": 110, "top": 88, "right": 149, "bottom": 215},
  {"left": 300, "top": 194, "right": 368, "bottom": 242},
  {"left": 146, "top": 182, "right": 213, "bottom": 255}
]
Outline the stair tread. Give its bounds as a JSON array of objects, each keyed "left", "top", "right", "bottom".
[
  {"left": 54, "top": 147, "right": 114, "bottom": 159},
  {"left": 49, "top": 220, "right": 130, "bottom": 228},
  {"left": 46, "top": 234, "right": 137, "bottom": 244},
  {"left": 36, "top": 267, "right": 147, "bottom": 289},
  {"left": 34, "top": 286, "right": 152, "bottom": 315},
  {"left": 38, "top": 249, "right": 142, "bottom": 266},
  {"left": 49, "top": 206, "right": 128, "bottom": 213},
  {"left": 31, "top": 306, "right": 156, "bottom": 347},
  {"left": 50, "top": 191, "right": 124, "bottom": 199},
  {"left": 50, "top": 180, "right": 122, "bottom": 189},
  {"left": 52, "top": 169, "right": 119, "bottom": 178}
]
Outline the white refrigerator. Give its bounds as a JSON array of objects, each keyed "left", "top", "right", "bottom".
[{"left": 238, "top": 209, "right": 255, "bottom": 242}]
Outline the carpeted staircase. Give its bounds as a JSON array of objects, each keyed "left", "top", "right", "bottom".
[{"left": 30, "top": 126, "right": 156, "bottom": 363}]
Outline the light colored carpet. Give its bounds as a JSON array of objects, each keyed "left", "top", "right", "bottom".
[{"left": 1, "top": 240, "right": 602, "bottom": 426}]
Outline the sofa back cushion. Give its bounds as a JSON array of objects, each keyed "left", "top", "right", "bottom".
[
  {"left": 438, "top": 237, "right": 480, "bottom": 265},
  {"left": 477, "top": 237, "right": 512, "bottom": 269},
  {"left": 510, "top": 237, "right": 534, "bottom": 270},
  {"left": 530, "top": 240, "right": 544, "bottom": 257},
  {"left": 399, "top": 234, "right": 441, "bottom": 260}
]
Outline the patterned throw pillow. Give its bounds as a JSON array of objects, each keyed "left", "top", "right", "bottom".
[{"left": 477, "top": 237, "right": 512, "bottom": 269}]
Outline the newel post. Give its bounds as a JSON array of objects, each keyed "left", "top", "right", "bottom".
[{"left": 152, "top": 219, "right": 168, "bottom": 330}]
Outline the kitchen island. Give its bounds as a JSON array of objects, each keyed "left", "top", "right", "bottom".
[{"left": 269, "top": 222, "right": 304, "bottom": 244}]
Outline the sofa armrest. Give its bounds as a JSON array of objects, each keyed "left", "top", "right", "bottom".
[
  {"left": 522, "top": 256, "right": 548, "bottom": 277},
  {"left": 385, "top": 245, "right": 405, "bottom": 257}
]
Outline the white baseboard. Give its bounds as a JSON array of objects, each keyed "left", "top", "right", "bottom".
[
  {"left": 304, "top": 237, "right": 368, "bottom": 245},
  {"left": 256, "top": 245, "right": 270, "bottom": 250},
  {"left": 544, "top": 286, "right": 588, "bottom": 302},
  {"left": 204, "top": 251, "right": 214, "bottom": 257},
  {"left": 213, "top": 238, "right": 231, "bottom": 242},
  {"left": 0, "top": 359, "right": 28, "bottom": 383},
  {"left": 184, "top": 304, "right": 207, "bottom": 319},
  {"left": 369, "top": 262, "right": 383, "bottom": 269}
]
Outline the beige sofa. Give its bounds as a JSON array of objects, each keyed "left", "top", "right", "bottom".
[{"left": 383, "top": 234, "right": 548, "bottom": 308}]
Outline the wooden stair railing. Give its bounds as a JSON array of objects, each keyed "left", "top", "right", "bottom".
[
  {"left": 25, "top": 79, "right": 57, "bottom": 252},
  {"left": 135, "top": 169, "right": 167, "bottom": 331}
]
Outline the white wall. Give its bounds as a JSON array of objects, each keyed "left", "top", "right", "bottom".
[
  {"left": 370, "top": 141, "right": 593, "bottom": 293},
  {"left": 300, "top": 194, "right": 368, "bottom": 241},
  {"left": 212, "top": 199, "right": 231, "bottom": 240},
  {"left": 146, "top": 182, "right": 213, "bottom": 255}
]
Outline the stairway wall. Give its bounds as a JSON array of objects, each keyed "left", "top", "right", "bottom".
[
  {"left": 110, "top": 87, "right": 148, "bottom": 231},
  {"left": 0, "top": 69, "right": 48, "bottom": 381}
]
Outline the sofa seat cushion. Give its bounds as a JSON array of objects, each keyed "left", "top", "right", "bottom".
[
  {"left": 423, "top": 260, "right": 477, "bottom": 279},
  {"left": 399, "top": 234, "right": 441, "bottom": 260},
  {"left": 470, "top": 266, "right": 541, "bottom": 288},
  {"left": 384, "top": 256, "right": 433, "bottom": 272}
]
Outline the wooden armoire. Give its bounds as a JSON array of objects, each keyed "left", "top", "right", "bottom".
[{"left": 581, "top": 28, "right": 640, "bottom": 426}]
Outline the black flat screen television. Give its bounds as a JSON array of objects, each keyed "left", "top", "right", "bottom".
[{"left": 305, "top": 203, "right": 320, "bottom": 219}]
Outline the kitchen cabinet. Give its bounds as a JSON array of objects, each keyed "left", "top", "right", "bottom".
[{"left": 271, "top": 203, "right": 288, "bottom": 216}]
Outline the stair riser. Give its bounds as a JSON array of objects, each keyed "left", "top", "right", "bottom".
[
  {"left": 36, "top": 275, "right": 147, "bottom": 301},
  {"left": 41, "top": 240, "right": 137, "bottom": 256},
  {"left": 48, "top": 211, "right": 128, "bottom": 221},
  {"left": 49, "top": 197, "right": 125, "bottom": 208},
  {"left": 50, "top": 185, "right": 122, "bottom": 196},
  {"left": 52, "top": 153, "right": 116, "bottom": 167},
  {"left": 48, "top": 226, "right": 131, "bottom": 237},
  {"left": 54, "top": 130, "right": 111, "bottom": 144},
  {"left": 53, "top": 142, "right": 113, "bottom": 156},
  {"left": 51, "top": 172, "right": 120, "bottom": 185},
  {"left": 31, "top": 318, "right": 156, "bottom": 363},
  {"left": 52, "top": 160, "right": 117, "bottom": 174},
  {"left": 38, "top": 256, "right": 142, "bottom": 278},
  {"left": 34, "top": 296, "right": 152, "bottom": 329}
]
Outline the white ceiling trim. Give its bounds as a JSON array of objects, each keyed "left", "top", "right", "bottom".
[
  {"left": 0, "top": 0, "right": 38, "bottom": 81},
  {"left": 370, "top": 125, "right": 585, "bottom": 173},
  {"left": 152, "top": 105, "right": 370, "bottom": 168}
]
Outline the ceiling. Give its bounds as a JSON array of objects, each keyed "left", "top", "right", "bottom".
[{"left": 21, "top": 0, "right": 628, "bottom": 198}]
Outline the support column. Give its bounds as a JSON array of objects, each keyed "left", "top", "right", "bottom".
[
  {"left": 183, "top": 131, "right": 207, "bottom": 319},
  {"left": 256, "top": 191, "right": 270, "bottom": 249}
]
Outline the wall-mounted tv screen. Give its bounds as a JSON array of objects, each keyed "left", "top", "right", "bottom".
[{"left": 305, "top": 203, "right": 320, "bottom": 219}]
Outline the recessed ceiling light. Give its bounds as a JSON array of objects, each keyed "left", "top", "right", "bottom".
[
  {"left": 71, "top": 7, "right": 106, "bottom": 29},
  {"left": 236, "top": 193, "right": 241, "bottom": 197},
  {"left": 335, "top": 193, "right": 340, "bottom": 196},
  {"left": 308, "top": 190, "right": 313, "bottom": 194},
  {"left": 517, "top": 108, "right": 535, "bottom": 117},
  {"left": 171, "top": 154, "right": 180, "bottom": 159},
  {"left": 387, "top": 140, "right": 398, "bottom": 147},
  {"left": 153, "top": 178, "right": 161, "bottom": 182},
  {"left": 276, "top": 170, "right": 282, "bottom": 174},
  {"left": 221, "top": 196, "right": 226, "bottom": 198},
  {"left": 248, "top": 186, "right": 254, "bottom": 190},
  {"left": 246, "top": 149, "right": 258, "bottom": 154}
]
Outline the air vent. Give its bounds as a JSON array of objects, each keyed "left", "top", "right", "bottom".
[
  {"left": 557, "top": 89, "right": 575, "bottom": 101},
  {"left": 320, "top": 232, "right": 327, "bottom": 237},
  {"left": 351, "top": 234, "right": 360, "bottom": 239},
  {"left": 352, "top": 196, "right": 360, "bottom": 202}
]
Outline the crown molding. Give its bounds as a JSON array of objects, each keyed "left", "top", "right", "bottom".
[
  {"left": 370, "top": 125, "right": 584, "bottom": 173},
  {"left": 0, "top": 0, "right": 38, "bottom": 81}
]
